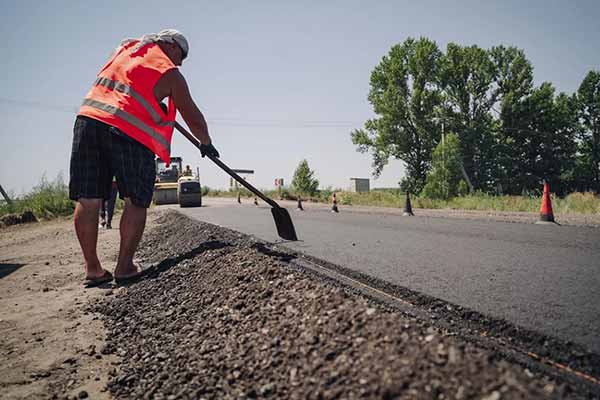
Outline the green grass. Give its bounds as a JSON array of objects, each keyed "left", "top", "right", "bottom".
[
  {"left": 203, "top": 187, "right": 600, "bottom": 215},
  {"left": 340, "top": 191, "right": 599, "bottom": 214},
  {"left": 6, "top": 179, "right": 595, "bottom": 222},
  {"left": 0, "top": 174, "right": 75, "bottom": 220}
]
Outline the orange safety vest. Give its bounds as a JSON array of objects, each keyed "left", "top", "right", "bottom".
[{"left": 78, "top": 40, "right": 177, "bottom": 164}]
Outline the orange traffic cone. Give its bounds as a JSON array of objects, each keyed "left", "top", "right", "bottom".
[
  {"left": 536, "top": 181, "right": 558, "bottom": 225},
  {"left": 403, "top": 191, "right": 414, "bottom": 216},
  {"left": 331, "top": 192, "right": 339, "bottom": 213}
]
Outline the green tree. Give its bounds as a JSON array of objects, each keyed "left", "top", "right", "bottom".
[
  {"left": 499, "top": 83, "right": 578, "bottom": 194},
  {"left": 351, "top": 37, "right": 443, "bottom": 193},
  {"left": 422, "top": 133, "right": 464, "bottom": 199},
  {"left": 576, "top": 70, "right": 600, "bottom": 193},
  {"left": 490, "top": 46, "right": 535, "bottom": 193},
  {"left": 291, "top": 159, "right": 319, "bottom": 196},
  {"left": 439, "top": 43, "right": 499, "bottom": 192}
]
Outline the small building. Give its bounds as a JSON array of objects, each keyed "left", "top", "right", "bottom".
[{"left": 349, "top": 178, "right": 370, "bottom": 193}]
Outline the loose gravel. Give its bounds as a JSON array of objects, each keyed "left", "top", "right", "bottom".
[{"left": 92, "top": 210, "right": 586, "bottom": 399}]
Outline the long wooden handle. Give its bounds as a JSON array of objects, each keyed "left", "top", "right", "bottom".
[{"left": 174, "top": 122, "right": 281, "bottom": 209}]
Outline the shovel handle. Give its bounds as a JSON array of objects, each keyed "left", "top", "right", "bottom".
[{"left": 174, "top": 122, "right": 281, "bottom": 209}]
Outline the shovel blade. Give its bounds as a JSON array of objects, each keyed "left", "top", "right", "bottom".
[{"left": 270, "top": 207, "right": 298, "bottom": 241}]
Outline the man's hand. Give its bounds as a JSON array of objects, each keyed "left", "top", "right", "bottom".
[{"left": 200, "top": 142, "right": 220, "bottom": 158}]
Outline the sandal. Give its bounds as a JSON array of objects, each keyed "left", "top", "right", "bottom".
[
  {"left": 114, "top": 264, "right": 152, "bottom": 285},
  {"left": 84, "top": 270, "right": 113, "bottom": 288}
]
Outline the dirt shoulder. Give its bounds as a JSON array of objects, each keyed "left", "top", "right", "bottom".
[{"left": 0, "top": 212, "right": 158, "bottom": 400}]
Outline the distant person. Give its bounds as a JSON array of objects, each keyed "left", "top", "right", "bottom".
[
  {"left": 99, "top": 178, "right": 118, "bottom": 229},
  {"left": 69, "top": 29, "right": 220, "bottom": 287},
  {"left": 183, "top": 165, "right": 193, "bottom": 176}
]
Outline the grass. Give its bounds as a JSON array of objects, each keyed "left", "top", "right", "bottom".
[
  {"left": 3, "top": 179, "right": 597, "bottom": 222},
  {"left": 204, "top": 187, "right": 600, "bottom": 215},
  {"left": 0, "top": 174, "right": 75, "bottom": 220}
]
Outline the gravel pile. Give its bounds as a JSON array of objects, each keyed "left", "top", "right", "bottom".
[{"left": 93, "top": 211, "right": 573, "bottom": 399}]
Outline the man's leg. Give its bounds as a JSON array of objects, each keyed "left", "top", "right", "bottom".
[
  {"left": 114, "top": 198, "right": 147, "bottom": 278},
  {"left": 74, "top": 198, "right": 105, "bottom": 278}
]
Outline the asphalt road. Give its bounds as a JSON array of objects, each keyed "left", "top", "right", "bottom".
[{"left": 172, "top": 198, "right": 600, "bottom": 354}]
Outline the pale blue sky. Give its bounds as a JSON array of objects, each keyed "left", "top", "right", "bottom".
[{"left": 1, "top": 0, "right": 599, "bottom": 195}]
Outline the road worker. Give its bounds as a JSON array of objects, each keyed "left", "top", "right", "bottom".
[{"left": 69, "top": 29, "right": 219, "bottom": 286}]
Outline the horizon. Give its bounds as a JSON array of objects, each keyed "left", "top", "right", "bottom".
[{"left": 1, "top": 1, "right": 599, "bottom": 196}]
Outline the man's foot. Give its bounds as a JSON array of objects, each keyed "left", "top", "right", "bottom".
[
  {"left": 99, "top": 218, "right": 106, "bottom": 228},
  {"left": 114, "top": 264, "right": 152, "bottom": 285},
  {"left": 106, "top": 222, "right": 112, "bottom": 229},
  {"left": 84, "top": 269, "right": 113, "bottom": 288}
]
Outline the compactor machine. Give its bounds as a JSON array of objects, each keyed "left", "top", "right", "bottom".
[
  {"left": 153, "top": 157, "right": 202, "bottom": 207},
  {"left": 153, "top": 157, "right": 182, "bottom": 205}
]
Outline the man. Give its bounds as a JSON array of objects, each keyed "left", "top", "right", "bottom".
[
  {"left": 69, "top": 29, "right": 219, "bottom": 287},
  {"left": 99, "top": 178, "right": 118, "bottom": 229}
]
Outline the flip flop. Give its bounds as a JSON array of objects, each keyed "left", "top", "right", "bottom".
[
  {"left": 114, "top": 265, "right": 152, "bottom": 285},
  {"left": 84, "top": 270, "right": 113, "bottom": 288}
]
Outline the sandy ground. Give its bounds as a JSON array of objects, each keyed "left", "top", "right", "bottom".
[{"left": 0, "top": 212, "right": 158, "bottom": 399}]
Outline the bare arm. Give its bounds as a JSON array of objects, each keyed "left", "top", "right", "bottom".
[{"left": 156, "top": 69, "right": 211, "bottom": 145}]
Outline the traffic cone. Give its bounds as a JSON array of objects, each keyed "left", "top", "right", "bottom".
[
  {"left": 403, "top": 191, "right": 414, "bottom": 216},
  {"left": 253, "top": 197, "right": 259, "bottom": 206},
  {"left": 536, "top": 181, "right": 558, "bottom": 225},
  {"left": 297, "top": 197, "right": 304, "bottom": 211},
  {"left": 237, "top": 192, "right": 241, "bottom": 204},
  {"left": 331, "top": 192, "right": 339, "bottom": 213}
]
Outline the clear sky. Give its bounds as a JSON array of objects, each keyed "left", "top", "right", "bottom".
[{"left": 1, "top": 0, "right": 599, "bottom": 195}]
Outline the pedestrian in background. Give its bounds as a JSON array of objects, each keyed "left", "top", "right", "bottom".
[{"left": 99, "top": 178, "right": 118, "bottom": 229}]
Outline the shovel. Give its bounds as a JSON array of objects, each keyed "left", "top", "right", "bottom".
[{"left": 174, "top": 122, "right": 298, "bottom": 241}]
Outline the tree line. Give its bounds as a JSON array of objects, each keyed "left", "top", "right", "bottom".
[{"left": 351, "top": 37, "right": 600, "bottom": 197}]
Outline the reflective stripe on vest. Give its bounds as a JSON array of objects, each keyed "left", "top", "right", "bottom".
[
  {"left": 81, "top": 98, "right": 171, "bottom": 153},
  {"left": 93, "top": 77, "right": 174, "bottom": 127}
]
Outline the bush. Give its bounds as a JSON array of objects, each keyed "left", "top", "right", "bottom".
[
  {"left": 0, "top": 173, "right": 75, "bottom": 220},
  {"left": 421, "top": 133, "right": 463, "bottom": 199}
]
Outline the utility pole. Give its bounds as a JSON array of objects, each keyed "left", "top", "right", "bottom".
[
  {"left": 442, "top": 121, "right": 447, "bottom": 198},
  {"left": 0, "top": 184, "right": 13, "bottom": 205}
]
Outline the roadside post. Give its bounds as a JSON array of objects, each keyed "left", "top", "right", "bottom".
[{"left": 0, "top": 184, "right": 12, "bottom": 206}]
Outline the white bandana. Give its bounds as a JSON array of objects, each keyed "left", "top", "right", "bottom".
[{"left": 120, "top": 29, "right": 189, "bottom": 59}]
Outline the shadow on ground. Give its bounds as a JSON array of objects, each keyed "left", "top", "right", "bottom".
[
  {"left": 148, "top": 240, "right": 231, "bottom": 278},
  {"left": 0, "top": 263, "right": 26, "bottom": 279}
]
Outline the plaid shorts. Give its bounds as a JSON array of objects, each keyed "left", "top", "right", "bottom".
[{"left": 69, "top": 116, "right": 156, "bottom": 208}]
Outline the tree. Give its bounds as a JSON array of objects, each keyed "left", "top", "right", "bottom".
[
  {"left": 351, "top": 37, "right": 443, "bottom": 193},
  {"left": 490, "top": 46, "right": 535, "bottom": 193},
  {"left": 422, "top": 133, "right": 464, "bottom": 199},
  {"left": 498, "top": 83, "right": 578, "bottom": 194},
  {"left": 576, "top": 71, "right": 600, "bottom": 193},
  {"left": 439, "top": 43, "right": 499, "bottom": 192},
  {"left": 291, "top": 159, "right": 319, "bottom": 196},
  {"left": 354, "top": 38, "right": 585, "bottom": 195}
]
